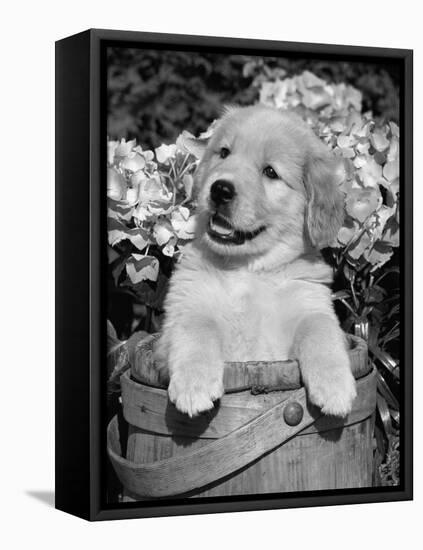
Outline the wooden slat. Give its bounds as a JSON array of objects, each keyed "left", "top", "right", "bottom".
[
  {"left": 119, "top": 417, "right": 374, "bottom": 500},
  {"left": 130, "top": 333, "right": 369, "bottom": 391},
  {"left": 121, "top": 368, "right": 376, "bottom": 439},
  {"left": 121, "top": 370, "right": 288, "bottom": 438},
  {"left": 191, "top": 419, "right": 374, "bottom": 497}
]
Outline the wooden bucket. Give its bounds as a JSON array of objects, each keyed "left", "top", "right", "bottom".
[{"left": 107, "top": 334, "right": 376, "bottom": 499}]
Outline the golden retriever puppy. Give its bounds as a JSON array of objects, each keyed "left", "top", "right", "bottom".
[{"left": 156, "top": 105, "right": 357, "bottom": 418}]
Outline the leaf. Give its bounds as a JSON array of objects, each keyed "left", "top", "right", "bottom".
[
  {"left": 126, "top": 254, "right": 159, "bottom": 283},
  {"left": 107, "top": 246, "right": 120, "bottom": 264},
  {"left": 363, "top": 285, "right": 386, "bottom": 305},
  {"left": 170, "top": 207, "right": 197, "bottom": 239},
  {"left": 110, "top": 254, "right": 130, "bottom": 286},
  {"left": 374, "top": 265, "right": 400, "bottom": 285},
  {"left": 126, "top": 229, "right": 150, "bottom": 252},
  {"left": 373, "top": 151, "right": 386, "bottom": 165},
  {"left": 376, "top": 393, "right": 393, "bottom": 437},
  {"left": 108, "top": 199, "right": 134, "bottom": 222},
  {"left": 162, "top": 237, "right": 177, "bottom": 257},
  {"left": 364, "top": 241, "right": 394, "bottom": 270},
  {"left": 374, "top": 363, "right": 400, "bottom": 400},
  {"left": 107, "top": 218, "right": 149, "bottom": 251},
  {"left": 107, "top": 319, "right": 119, "bottom": 346},
  {"left": 383, "top": 216, "right": 400, "bottom": 247},
  {"left": 153, "top": 219, "right": 175, "bottom": 246},
  {"left": 381, "top": 177, "right": 399, "bottom": 206},
  {"left": 332, "top": 290, "right": 351, "bottom": 301},
  {"left": 347, "top": 230, "right": 372, "bottom": 260},
  {"left": 131, "top": 271, "right": 170, "bottom": 310},
  {"left": 372, "top": 205, "right": 396, "bottom": 241}
]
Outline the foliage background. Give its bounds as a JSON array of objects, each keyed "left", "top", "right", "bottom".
[{"left": 108, "top": 48, "right": 400, "bottom": 149}]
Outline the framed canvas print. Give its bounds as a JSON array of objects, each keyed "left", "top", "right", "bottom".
[{"left": 55, "top": 28, "right": 413, "bottom": 521}]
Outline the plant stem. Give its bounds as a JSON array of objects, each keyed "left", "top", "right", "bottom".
[{"left": 339, "top": 298, "right": 360, "bottom": 320}]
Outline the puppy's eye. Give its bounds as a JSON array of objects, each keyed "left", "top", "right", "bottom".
[
  {"left": 219, "top": 147, "right": 230, "bottom": 159},
  {"left": 263, "top": 166, "right": 279, "bottom": 179}
]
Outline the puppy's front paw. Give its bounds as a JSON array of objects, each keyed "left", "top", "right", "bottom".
[
  {"left": 306, "top": 364, "right": 357, "bottom": 418},
  {"left": 168, "top": 369, "right": 224, "bottom": 417}
]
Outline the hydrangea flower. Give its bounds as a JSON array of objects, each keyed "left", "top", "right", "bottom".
[
  {"left": 107, "top": 135, "right": 198, "bottom": 284},
  {"left": 257, "top": 71, "right": 400, "bottom": 271}
]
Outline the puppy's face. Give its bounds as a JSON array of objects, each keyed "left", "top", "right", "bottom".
[{"left": 193, "top": 106, "right": 344, "bottom": 260}]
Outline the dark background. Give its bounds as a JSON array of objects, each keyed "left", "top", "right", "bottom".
[{"left": 107, "top": 47, "right": 400, "bottom": 148}]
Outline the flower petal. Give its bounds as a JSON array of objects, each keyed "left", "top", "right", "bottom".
[
  {"left": 107, "top": 141, "right": 119, "bottom": 165},
  {"left": 126, "top": 255, "right": 159, "bottom": 283},
  {"left": 115, "top": 138, "right": 137, "bottom": 158},
  {"left": 155, "top": 143, "right": 177, "bottom": 164},
  {"left": 383, "top": 159, "right": 399, "bottom": 182},
  {"left": 121, "top": 152, "right": 146, "bottom": 172},
  {"left": 107, "top": 167, "right": 126, "bottom": 201},
  {"left": 370, "top": 129, "right": 390, "bottom": 152},
  {"left": 345, "top": 187, "right": 382, "bottom": 223}
]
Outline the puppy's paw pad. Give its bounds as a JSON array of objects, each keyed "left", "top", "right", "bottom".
[
  {"left": 308, "top": 372, "right": 357, "bottom": 418},
  {"left": 319, "top": 387, "right": 357, "bottom": 417},
  {"left": 168, "top": 374, "right": 224, "bottom": 417}
]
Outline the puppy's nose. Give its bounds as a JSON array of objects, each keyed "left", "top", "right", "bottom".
[{"left": 210, "top": 180, "right": 236, "bottom": 205}]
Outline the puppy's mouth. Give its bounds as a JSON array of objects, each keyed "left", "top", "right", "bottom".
[{"left": 207, "top": 213, "right": 266, "bottom": 245}]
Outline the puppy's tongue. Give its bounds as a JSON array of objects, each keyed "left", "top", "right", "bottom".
[{"left": 209, "top": 213, "right": 234, "bottom": 236}]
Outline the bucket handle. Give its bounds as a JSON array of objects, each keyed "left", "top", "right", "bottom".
[{"left": 108, "top": 386, "right": 319, "bottom": 498}]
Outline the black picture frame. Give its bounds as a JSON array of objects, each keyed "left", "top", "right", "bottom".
[{"left": 55, "top": 28, "right": 413, "bottom": 521}]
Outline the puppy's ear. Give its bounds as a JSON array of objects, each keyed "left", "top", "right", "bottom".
[{"left": 304, "top": 153, "right": 345, "bottom": 249}]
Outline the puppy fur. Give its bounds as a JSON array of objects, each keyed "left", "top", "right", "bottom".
[{"left": 156, "top": 105, "right": 357, "bottom": 418}]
